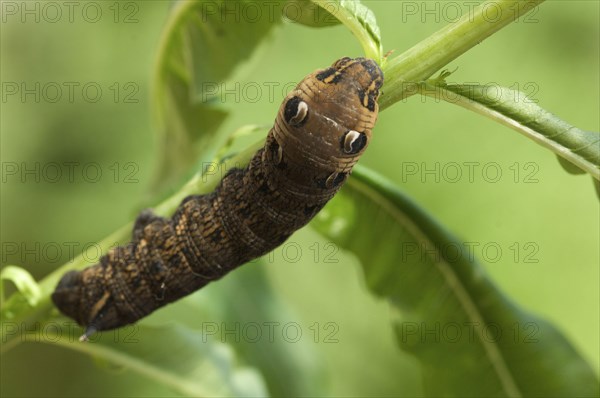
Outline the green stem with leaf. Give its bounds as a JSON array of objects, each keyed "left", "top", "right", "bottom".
[{"left": 380, "top": 0, "right": 545, "bottom": 107}]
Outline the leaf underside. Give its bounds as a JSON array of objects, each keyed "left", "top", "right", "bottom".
[
  {"left": 152, "top": 0, "right": 284, "bottom": 192},
  {"left": 425, "top": 83, "right": 600, "bottom": 182},
  {"left": 312, "top": 165, "right": 600, "bottom": 396}
]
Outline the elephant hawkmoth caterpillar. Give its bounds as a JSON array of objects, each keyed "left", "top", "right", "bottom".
[{"left": 52, "top": 57, "right": 383, "bottom": 340}]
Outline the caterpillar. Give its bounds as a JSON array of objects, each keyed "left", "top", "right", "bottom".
[{"left": 52, "top": 57, "right": 383, "bottom": 340}]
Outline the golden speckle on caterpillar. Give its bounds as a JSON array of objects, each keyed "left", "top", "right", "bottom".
[{"left": 51, "top": 57, "right": 384, "bottom": 340}]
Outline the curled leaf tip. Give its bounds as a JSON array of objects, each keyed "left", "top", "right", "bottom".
[{"left": 1, "top": 265, "right": 42, "bottom": 307}]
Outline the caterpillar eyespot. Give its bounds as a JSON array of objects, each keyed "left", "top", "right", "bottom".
[
  {"left": 343, "top": 130, "right": 367, "bottom": 154},
  {"left": 284, "top": 96, "right": 309, "bottom": 127},
  {"left": 51, "top": 57, "right": 384, "bottom": 339}
]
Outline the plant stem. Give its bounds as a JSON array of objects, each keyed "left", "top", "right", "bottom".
[
  {"left": 312, "top": 0, "right": 381, "bottom": 61},
  {"left": 380, "top": 0, "right": 545, "bottom": 109},
  {"left": 19, "top": 330, "right": 212, "bottom": 397}
]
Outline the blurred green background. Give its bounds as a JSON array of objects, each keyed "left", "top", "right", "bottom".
[{"left": 1, "top": 1, "right": 598, "bottom": 396}]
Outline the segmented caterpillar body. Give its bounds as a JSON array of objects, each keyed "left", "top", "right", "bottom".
[{"left": 52, "top": 57, "right": 383, "bottom": 338}]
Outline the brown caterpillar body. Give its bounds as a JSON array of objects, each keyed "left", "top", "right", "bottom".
[{"left": 52, "top": 57, "right": 383, "bottom": 338}]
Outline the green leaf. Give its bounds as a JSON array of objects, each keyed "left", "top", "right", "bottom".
[
  {"left": 0, "top": 266, "right": 42, "bottom": 307},
  {"left": 310, "top": 0, "right": 382, "bottom": 61},
  {"left": 311, "top": 165, "right": 600, "bottom": 397},
  {"left": 41, "top": 323, "right": 267, "bottom": 397},
  {"left": 422, "top": 83, "right": 600, "bottom": 181},
  {"left": 201, "top": 261, "right": 327, "bottom": 396},
  {"left": 556, "top": 155, "right": 586, "bottom": 175},
  {"left": 152, "top": 0, "right": 283, "bottom": 192},
  {"left": 285, "top": 0, "right": 340, "bottom": 27}
]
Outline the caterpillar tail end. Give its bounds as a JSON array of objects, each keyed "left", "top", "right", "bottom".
[
  {"left": 52, "top": 268, "right": 118, "bottom": 335},
  {"left": 52, "top": 270, "right": 86, "bottom": 324},
  {"left": 79, "top": 325, "right": 98, "bottom": 342}
]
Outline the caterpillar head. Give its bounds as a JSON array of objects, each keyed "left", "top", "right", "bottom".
[{"left": 271, "top": 57, "right": 383, "bottom": 189}]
